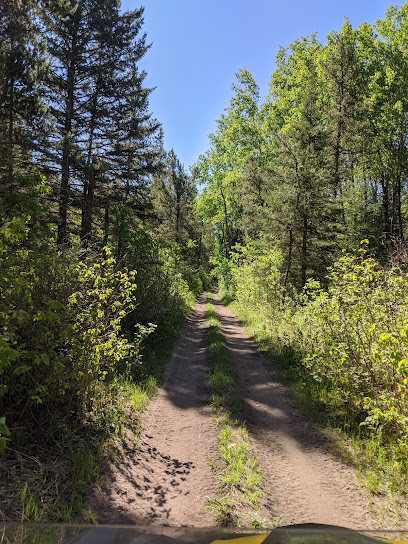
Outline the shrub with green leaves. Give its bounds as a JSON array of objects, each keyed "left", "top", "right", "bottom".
[
  {"left": 299, "top": 248, "right": 408, "bottom": 444},
  {"left": 120, "top": 241, "right": 198, "bottom": 369},
  {"left": 0, "top": 218, "right": 153, "bottom": 433},
  {"left": 230, "top": 243, "right": 284, "bottom": 313},
  {"left": 217, "top": 242, "right": 284, "bottom": 313}
]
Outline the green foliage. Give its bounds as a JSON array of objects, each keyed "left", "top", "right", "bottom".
[
  {"left": 0, "top": 415, "right": 10, "bottom": 453},
  {"left": 121, "top": 241, "right": 198, "bottom": 373},
  {"left": 299, "top": 249, "right": 408, "bottom": 444},
  {"left": 0, "top": 219, "right": 153, "bottom": 430},
  {"left": 210, "top": 251, "right": 234, "bottom": 301},
  {"left": 227, "top": 245, "right": 408, "bottom": 501},
  {"left": 194, "top": 69, "right": 262, "bottom": 256},
  {"left": 68, "top": 248, "right": 155, "bottom": 406},
  {"left": 0, "top": 0, "right": 205, "bottom": 524},
  {"left": 214, "top": 241, "right": 285, "bottom": 306},
  {"left": 197, "top": 5, "right": 408, "bottom": 292},
  {"left": 229, "top": 243, "right": 285, "bottom": 313}
]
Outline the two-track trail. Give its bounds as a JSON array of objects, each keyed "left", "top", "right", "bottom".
[
  {"left": 87, "top": 292, "right": 377, "bottom": 529},
  {"left": 211, "top": 293, "right": 376, "bottom": 529},
  {"left": 87, "top": 292, "right": 219, "bottom": 526}
]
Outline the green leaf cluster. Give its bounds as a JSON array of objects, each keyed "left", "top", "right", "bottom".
[
  {"left": 299, "top": 250, "right": 408, "bottom": 446},
  {"left": 0, "top": 219, "right": 153, "bottom": 432}
]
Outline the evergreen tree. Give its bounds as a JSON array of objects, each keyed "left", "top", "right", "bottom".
[
  {"left": 0, "top": 0, "right": 48, "bottom": 215},
  {"left": 41, "top": 1, "right": 161, "bottom": 248},
  {"left": 41, "top": 0, "right": 91, "bottom": 246},
  {"left": 78, "top": 3, "right": 161, "bottom": 249},
  {"left": 152, "top": 149, "right": 196, "bottom": 246},
  {"left": 364, "top": 6, "right": 408, "bottom": 243},
  {"left": 321, "top": 20, "right": 383, "bottom": 253},
  {"left": 105, "top": 8, "right": 161, "bottom": 257}
]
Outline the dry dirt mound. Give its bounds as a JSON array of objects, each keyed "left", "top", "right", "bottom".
[
  {"left": 212, "top": 294, "right": 377, "bottom": 530},
  {"left": 86, "top": 293, "right": 219, "bottom": 526}
]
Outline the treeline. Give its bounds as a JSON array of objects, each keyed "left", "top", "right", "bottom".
[
  {"left": 195, "top": 5, "right": 408, "bottom": 502},
  {"left": 0, "top": 0, "right": 210, "bottom": 517},
  {"left": 196, "top": 5, "right": 408, "bottom": 288}
]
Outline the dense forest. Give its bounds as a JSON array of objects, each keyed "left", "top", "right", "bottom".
[{"left": 1, "top": 0, "right": 408, "bottom": 523}]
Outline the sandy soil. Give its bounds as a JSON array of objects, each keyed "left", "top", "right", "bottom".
[
  {"left": 87, "top": 292, "right": 378, "bottom": 530},
  {"left": 86, "top": 293, "right": 219, "bottom": 526},
  {"left": 211, "top": 293, "right": 377, "bottom": 530}
]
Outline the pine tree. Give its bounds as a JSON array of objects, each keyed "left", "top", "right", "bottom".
[
  {"left": 41, "top": 0, "right": 91, "bottom": 246},
  {"left": 152, "top": 149, "right": 196, "bottom": 246},
  {"left": 40, "top": 1, "right": 161, "bottom": 248},
  {"left": 0, "top": 0, "right": 48, "bottom": 215},
  {"left": 363, "top": 6, "right": 408, "bottom": 243},
  {"left": 103, "top": 8, "right": 162, "bottom": 257}
]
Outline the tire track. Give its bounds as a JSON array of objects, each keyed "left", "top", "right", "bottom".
[
  {"left": 212, "top": 293, "right": 378, "bottom": 530},
  {"left": 86, "top": 293, "right": 219, "bottom": 526}
]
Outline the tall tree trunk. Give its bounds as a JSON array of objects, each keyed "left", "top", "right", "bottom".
[
  {"left": 81, "top": 161, "right": 96, "bottom": 247},
  {"left": 8, "top": 76, "right": 14, "bottom": 188},
  {"left": 301, "top": 215, "right": 308, "bottom": 287},
  {"left": 57, "top": 56, "right": 75, "bottom": 246},
  {"left": 396, "top": 178, "right": 403, "bottom": 239},
  {"left": 116, "top": 211, "right": 125, "bottom": 259},
  {"left": 390, "top": 176, "right": 397, "bottom": 238},
  {"left": 284, "top": 225, "right": 294, "bottom": 289},
  {"left": 57, "top": 8, "right": 80, "bottom": 247},
  {"left": 197, "top": 224, "right": 203, "bottom": 268},
  {"left": 80, "top": 120, "right": 96, "bottom": 246},
  {"left": 284, "top": 182, "right": 301, "bottom": 290},
  {"left": 397, "top": 135, "right": 404, "bottom": 239},
  {"left": 175, "top": 194, "right": 180, "bottom": 243},
  {"left": 380, "top": 172, "right": 389, "bottom": 240},
  {"left": 219, "top": 184, "right": 229, "bottom": 257},
  {"left": 333, "top": 122, "right": 341, "bottom": 200},
  {"left": 103, "top": 206, "right": 109, "bottom": 247},
  {"left": 117, "top": 181, "right": 130, "bottom": 259}
]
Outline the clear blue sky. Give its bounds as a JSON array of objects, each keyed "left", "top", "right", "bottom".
[{"left": 120, "top": 0, "right": 397, "bottom": 171}]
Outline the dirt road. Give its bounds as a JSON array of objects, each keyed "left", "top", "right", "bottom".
[
  {"left": 212, "top": 293, "right": 375, "bottom": 529},
  {"left": 87, "top": 292, "right": 377, "bottom": 529},
  {"left": 87, "top": 293, "right": 218, "bottom": 526}
]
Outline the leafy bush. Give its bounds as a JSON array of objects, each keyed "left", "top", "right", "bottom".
[
  {"left": 299, "top": 249, "right": 408, "bottom": 445},
  {"left": 209, "top": 250, "right": 234, "bottom": 297},
  {"left": 226, "top": 243, "right": 408, "bottom": 498},
  {"left": 216, "top": 242, "right": 284, "bottom": 312},
  {"left": 118, "top": 240, "right": 199, "bottom": 372},
  {"left": 0, "top": 218, "right": 153, "bottom": 429},
  {"left": 229, "top": 243, "right": 284, "bottom": 313}
]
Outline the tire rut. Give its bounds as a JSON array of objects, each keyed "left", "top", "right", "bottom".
[
  {"left": 86, "top": 293, "right": 219, "bottom": 526},
  {"left": 211, "top": 293, "right": 378, "bottom": 530}
]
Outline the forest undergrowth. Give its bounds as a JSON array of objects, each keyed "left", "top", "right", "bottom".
[
  {"left": 0, "top": 218, "right": 204, "bottom": 524},
  {"left": 3, "top": 0, "right": 408, "bottom": 531},
  {"left": 0, "top": 0, "right": 214, "bottom": 525}
]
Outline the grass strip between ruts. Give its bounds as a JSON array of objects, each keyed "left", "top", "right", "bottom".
[{"left": 205, "top": 292, "right": 266, "bottom": 529}]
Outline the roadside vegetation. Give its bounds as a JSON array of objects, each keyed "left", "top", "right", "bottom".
[
  {"left": 205, "top": 293, "right": 265, "bottom": 528},
  {"left": 216, "top": 243, "right": 408, "bottom": 523},
  {"left": 0, "top": 215, "right": 205, "bottom": 522},
  {"left": 3, "top": 0, "right": 408, "bottom": 529},
  {"left": 0, "top": 2, "right": 211, "bottom": 522},
  {"left": 193, "top": 4, "right": 408, "bottom": 524}
]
